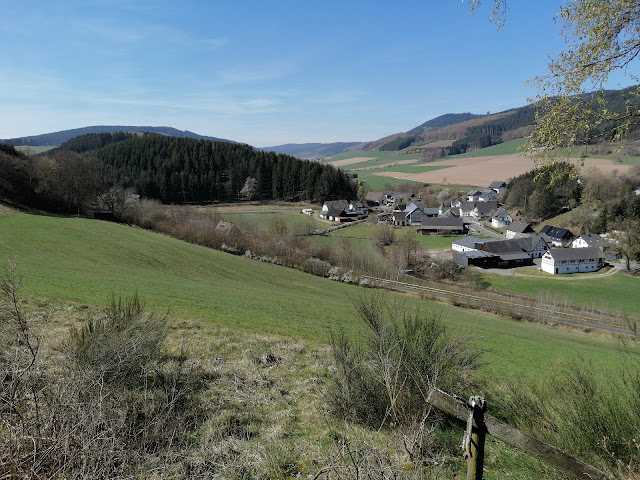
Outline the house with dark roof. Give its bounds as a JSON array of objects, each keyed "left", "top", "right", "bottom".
[
  {"left": 541, "top": 247, "right": 604, "bottom": 274},
  {"left": 491, "top": 208, "right": 512, "bottom": 228},
  {"left": 418, "top": 216, "right": 467, "bottom": 235},
  {"left": 423, "top": 207, "right": 440, "bottom": 217},
  {"left": 455, "top": 200, "right": 498, "bottom": 219},
  {"left": 479, "top": 189, "right": 498, "bottom": 202},
  {"left": 467, "top": 190, "right": 483, "bottom": 202},
  {"left": 472, "top": 201, "right": 498, "bottom": 220},
  {"left": 392, "top": 211, "right": 408, "bottom": 226},
  {"left": 321, "top": 200, "right": 349, "bottom": 217},
  {"left": 572, "top": 234, "right": 606, "bottom": 249},
  {"left": 506, "top": 222, "right": 535, "bottom": 239},
  {"left": 539, "top": 225, "right": 575, "bottom": 247},
  {"left": 348, "top": 199, "right": 370, "bottom": 215},
  {"left": 488, "top": 181, "right": 507, "bottom": 194}
]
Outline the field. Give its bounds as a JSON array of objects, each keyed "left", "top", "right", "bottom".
[
  {"left": 371, "top": 153, "right": 634, "bottom": 186},
  {"left": 1, "top": 209, "right": 633, "bottom": 479},
  {"left": 483, "top": 269, "right": 640, "bottom": 316},
  {"left": 0, "top": 210, "right": 625, "bottom": 382},
  {"left": 15, "top": 145, "right": 57, "bottom": 154},
  {"left": 325, "top": 139, "right": 635, "bottom": 189}
]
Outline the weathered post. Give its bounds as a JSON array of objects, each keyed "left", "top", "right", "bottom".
[{"left": 464, "top": 396, "right": 487, "bottom": 480}]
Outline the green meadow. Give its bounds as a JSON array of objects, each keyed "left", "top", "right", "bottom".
[
  {"left": 15, "top": 145, "right": 57, "bottom": 154},
  {"left": 321, "top": 149, "right": 421, "bottom": 164},
  {"left": 447, "top": 139, "right": 527, "bottom": 158},
  {"left": 483, "top": 270, "right": 640, "bottom": 315},
  {"left": 216, "top": 211, "right": 325, "bottom": 232},
  {"left": 0, "top": 211, "right": 626, "bottom": 383},
  {"left": 354, "top": 172, "right": 422, "bottom": 190}
]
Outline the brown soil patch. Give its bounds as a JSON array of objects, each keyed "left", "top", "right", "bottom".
[
  {"left": 371, "top": 154, "right": 633, "bottom": 187},
  {"left": 328, "top": 156, "right": 377, "bottom": 167}
]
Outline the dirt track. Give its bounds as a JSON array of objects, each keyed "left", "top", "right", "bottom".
[{"left": 372, "top": 153, "right": 633, "bottom": 186}]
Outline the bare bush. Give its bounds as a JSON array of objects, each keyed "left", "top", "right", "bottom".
[
  {"left": 328, "top": 295, "right": 479, "bottom": 428},
  {"left": 0, "top": 265, "right": 205, "bottom": 479}
]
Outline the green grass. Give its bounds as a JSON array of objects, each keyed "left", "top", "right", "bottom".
[
  {"left": 321, "top": 149, "right": 421, "bottom": 164},
  {"left": 218, "top": 211, "right": 325, "bottom": 232},
  {"left": 14, "top": 145, "right": 57, "bottom": 154},
  {"left": 484, "top": 270, "right": 640, "bottom": 315},
  {"left": 355, "top": 172, "right": 423, "bottom": 190},
  {"left": 448, "top": 139, "right": 527, "bottom": 159},
  {"left": 348, "top": 157, "right": 420, "bottom": 170},
  {"left": 0, "top": 211, "right": 626, "bottom": 383},
  {"left": 365, "top": 164, "right": 451, "bottom": 174}
]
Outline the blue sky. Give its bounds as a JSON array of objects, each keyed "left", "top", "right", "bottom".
[{"left": 0, "top": 1, "right": 635, "bottom": 146}]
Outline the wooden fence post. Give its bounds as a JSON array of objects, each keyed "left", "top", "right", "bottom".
[
  {"left": 465, "top": 396, "right": 487, "bottom": 480},
  {"left": 428, "top": 388, "right": 613, "bottom": 480}
]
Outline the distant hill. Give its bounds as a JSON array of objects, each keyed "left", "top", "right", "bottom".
[
  {"left": 259, "top": 142, "right": 364, "bottom": 159},
  {"left": 1, "top": 126, "right": 236, "bottom": 147},
  {"left": 407, "top": 113, "right": 486, "bottom": 135}
]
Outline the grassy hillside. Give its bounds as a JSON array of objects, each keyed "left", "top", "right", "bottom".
[
  {"left": 484, "top": 271, "right": 640, "bottom": 315},
  {"left": 448, "top": 138, "right": 527, "bottom": 158},
  {"left": 0, "top": 211, "right": 625, "bottom": 383}
]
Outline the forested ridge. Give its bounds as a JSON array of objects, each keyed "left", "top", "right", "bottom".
[
  {"left": 1, "top": 125, "right": 233, "bottom": 147},
  {"left": 90, "top": 135, "right": 356, "bottom": 204}
]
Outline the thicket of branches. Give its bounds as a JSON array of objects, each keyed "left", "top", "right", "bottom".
[
  {"left": 0, "top": 263, "right": 206, "bottom": 478},
  {"left": 328, "top": 295, "right": 478, "bottom": 428}
]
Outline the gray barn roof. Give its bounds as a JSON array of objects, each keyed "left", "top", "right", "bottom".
[
  {"left": 545, "top": 247, "right": 604, "bottom": 261},
  {"left": 452, "top": 236, "right": 486, "bottom": 249}
]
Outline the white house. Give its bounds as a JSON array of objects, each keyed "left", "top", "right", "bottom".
[
  {"left": 472, "top": 201, "right": 498, "bottom": 220},
  {"left": 491, "top": 208, "right": 512, "bottom": 228},
  {"left": 572, "top": 234, "right": 606, "bottom": 249},
  {"left": 488, "top": 181, "right": 507, "bottom": 194},
  {"left": 506, "top": 222, "right": 535, "bottom": 239},
  {"left": 392, "top": 212, "right": 408, "bottom": 226},
  {"left": 540, "top": 247, "right": 604, "bottom": 274},
  {"left": 479, "top": 189, "right": 498, "bottom": 202},
  {"left": 466, "top": 190, "right": 482, "bottom": 202},
  {"left": 321, "top": 200, "right": 349, "bottom": 217}
]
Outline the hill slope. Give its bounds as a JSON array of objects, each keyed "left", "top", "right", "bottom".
[
  {"left": 259, "top": 142, "right": 364, "bottom": 159},
  {"left": 1, "top": 125, "right": 235, "bottom": 146},
  {"left": 0, "top": 211, "right": 621, "bottom": 377},
  {"left": 407, "top": 112, "right": 486, "bottom": 134}
]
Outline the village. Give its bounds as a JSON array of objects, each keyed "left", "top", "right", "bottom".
[{"left": 318, "top": 180, "right": 617, "bottom": 276}]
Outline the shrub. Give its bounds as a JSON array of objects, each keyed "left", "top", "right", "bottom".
[
  {"left": 0, "top": 266, "right": 205, "bottom": 479},
  {"left": 69, "top": 293, "right": 167, "bottom": 385},
  {"left": 328, "top": 295, "right": 479, "bottom": 428},
  {"left": 489, "top": 348, "right": 640, "bottom": 477}
]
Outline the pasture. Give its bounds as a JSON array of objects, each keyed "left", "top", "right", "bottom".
[
  {"left": 483, "top": 270, "right": 640, "bottom": 316},
  {"left": 0, "top": 211, "right": 625, "bottom": 384}
]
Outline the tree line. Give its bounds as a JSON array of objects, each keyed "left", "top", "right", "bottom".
[
  {"left": 91, "top": 134, "right": 355, "bottom": 204},
  {"left": 0, "top": 134, "right": 357, "bottom": 214}
]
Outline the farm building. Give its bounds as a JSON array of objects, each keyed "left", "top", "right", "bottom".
[
  {"left": 506, "top": 222, "right": 535, "bottom": 239},
  {"left": 452, "top": 236, "right": 486, "bottom": 252},
  {"left": 540, "top": 247, "right": 604, "bottom": 274},
  {"left": 454, "top": 234, "right": 550, "bottom": 268},
  {"left": 418, "top": 216, "right": 467, "bottom": 235}
]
